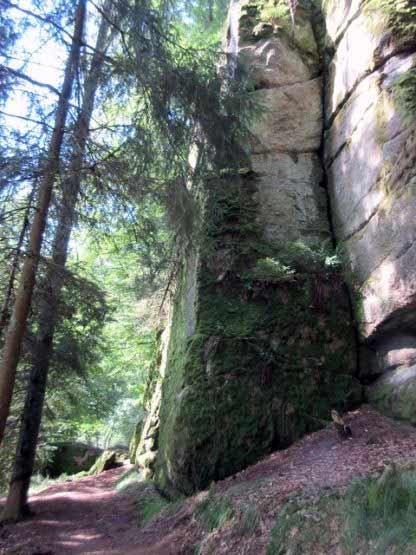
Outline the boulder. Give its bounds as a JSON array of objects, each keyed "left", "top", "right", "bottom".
[
  {"left": 45, "top": 442, "right": 101, "bottom": 478},
  {"left": 87, "top": 450, "right": 123, "bottom": 475}
]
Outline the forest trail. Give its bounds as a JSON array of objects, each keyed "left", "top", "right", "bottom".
[{"left": 2, "top": 406, "right": 416, "bottom": 554}]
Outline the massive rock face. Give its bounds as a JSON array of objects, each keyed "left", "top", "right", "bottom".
[
  {"left": 134, "top": 0, "right": 416, "bottom": 494},
  {"left": 146, "top": 0, "right": 357, "bottom": 495},
  {"left": 323, "top": 0, "right": 416, "bottom": 421},
  {"left": 239, "top": 1, "right": 326, "bottom": 245}
]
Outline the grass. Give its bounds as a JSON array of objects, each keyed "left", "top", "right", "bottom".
[
  {"left": 29, "top": 472, "right": 86, "bottom": 494},
  {"left": 115, "top": 467, "right": 142, "bottom": 492},
  {"left": 342, "top": 466, "right": 416, "bottom": 554},
  {"left": 233, "top": 505, "right": 261, "bottom": 537},
  {"left": 267, "top": 465, "right": 416, "bottom": 555},
  {"left": 114, "top": 468, "right": 185, "bottom": 526},
  {"left": 138, "top": 496, "right": 169, "bottom": 524},
  {"left": 195, "top": 489, "right": 234, "bottom": 533}
]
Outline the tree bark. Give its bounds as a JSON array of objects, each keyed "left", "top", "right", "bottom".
[
  {"left": 0, "top": 0, "right": 86, "bottom": 447},
  {"left": 0, "top": 184, "right": 37, "bottom": 339},
  {"left": 1, "top": 2, "right": 114, "bottom": 522}
]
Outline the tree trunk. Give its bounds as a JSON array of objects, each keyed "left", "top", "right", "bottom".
[
  {"left": 1, "top": 3, "right": 114, "bottom": 522},
  {"left": 0, "top": 0, "right": 86, "bottom": 447},
  {"left": 0, "top": 184, "right": 37, "bottom": 339},
  {"left": 208, "top": 0, "right": 213, "bottom": 23}
]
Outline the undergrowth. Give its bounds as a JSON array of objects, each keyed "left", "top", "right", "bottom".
[
  {"left": 267, "top": 465, "right": 416, "bottom": 554},
  {"left": 115, "top": 467, "right": 142, "bottom": 492},
  {"left": 233, "top": 505, "right": 261, "bottom": 537},
  {"left": 29, "top": 472, "right": 84, "bottom": 494},
  {"left": 195, "top": 489, "right": 234, "bottom": 532},
  {"left": 115, "top": 468, "right": 177, "bottom": 525},
  {"left": 343, "top": 466, "right": 416, "bottom": 554}
]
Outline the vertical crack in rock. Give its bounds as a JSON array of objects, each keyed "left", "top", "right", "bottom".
[
  {"left": 139, "top": 0, "right": 358, "bottom": 496},
  {"left": 323, "top": 0, "right": 416, "bottom": 423},
  {"left": 135, "top": 0, "right": 416, "bottom": 493}
]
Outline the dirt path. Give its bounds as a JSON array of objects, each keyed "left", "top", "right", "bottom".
[
  {"left": 0, "top": 466, "right": 143, "bottom": 555},
  {"left": 2, "top": 406, "right": 416, "bottom": 555}
]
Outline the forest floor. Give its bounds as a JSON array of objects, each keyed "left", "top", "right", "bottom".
[{"left": 2, "top": 405, "right": 416, "bottom": 554}]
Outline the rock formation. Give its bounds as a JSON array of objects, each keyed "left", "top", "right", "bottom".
[
  {"left": 323, "top": 0, "right": 416, "bottom": 422},
  {"left": 134, "top": 0, "right": 416, "bottom": 494}
]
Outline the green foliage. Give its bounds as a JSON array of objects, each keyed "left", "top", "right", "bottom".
[
  {"left": 139, "top": 496, "right": 169, "bottom": 524},
  {"left": 135, "top": 485, "right": 169, "bottom": 524},
  {"left": 233, "top": 505, "right": 261, "bottom": 537},
  {"left": 196, "top": 490, "right": 235, "bottom": 532},
  {"left": 268, "top": 467, "right": 416, "bottom": 555},
  {"left": 343, "top": 468, "right": 416, "bottom": 554},
  {"left": 268, "top": 502, "right": 305, "bottom": 554},
  {"left": 274, "top": 240, "right": 343, "bottom": 273},
  {"left": 242, "top": 257, "right": 296, "bottom": 281},
  {"left": 260, "top": 0, "right": 291, "bottom": 23},
  {"left": 176, "top": 0, "right": 230, "bottom": 47},
  {"left": 364, "top": 0, "right": 416, "bottom": 42}
]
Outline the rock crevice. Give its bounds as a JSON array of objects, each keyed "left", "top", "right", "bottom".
[{"left": 323, "top": 0, "right": 416, "bottom": 421}]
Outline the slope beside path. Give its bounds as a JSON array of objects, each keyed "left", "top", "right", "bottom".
[{"left": 2, "top": 405, "right": 416, "bottom": 554}]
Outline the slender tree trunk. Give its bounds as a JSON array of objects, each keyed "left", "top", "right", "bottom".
[
  {"left": 1, "top": 4, "right": 114, "bottom": 522},
  {"left": 208, "top": 0, "right": 213, "bottom": 23},
  {"left": 0, "top": 184, "right": 37, "bottom": 339},
  {"left": 0, "top": 0, "right": 86, "bottom": 447}
]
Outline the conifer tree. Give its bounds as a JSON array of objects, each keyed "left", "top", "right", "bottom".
[
  {"left": 0, "top": 0, "right": 86, "bottom": 447},
  {"left": 0, "top": 0, "right": 119, "bottom": 522}
]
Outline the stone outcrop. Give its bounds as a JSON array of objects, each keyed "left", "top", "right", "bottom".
[
  {"left": 87, "top": 450, "right": 124, "bottom": 475},
  {"left": 45, "top": 442, "right": 102, "bottom": 477},
  {"left": 133, "top": 0, "right": 416, "bottom": 494},
  {"left": 132, "top": 325, "right": 172, "bottom": 479},
  {"left": 239, "top": 1, "right": 327, "bottom": 245},
  {"left": 323, "top": 0, "right": 416, "bottom": 421},
  {"left": 146, "top": 0, "right": 357, "bottom": 495}
]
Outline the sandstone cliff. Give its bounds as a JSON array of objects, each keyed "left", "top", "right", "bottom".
[
  {"left": 323, "top": 0, "right": 416, "bottom": 421},
  {"left": 134, "top": 0, "right": 416, "bottom": 494}
]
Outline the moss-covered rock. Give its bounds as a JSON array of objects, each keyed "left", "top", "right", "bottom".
[
  {"left": 143, "top": 0, "right": 359, "bottom": 496},
  {"left": 368, "top": 366, "right": 416, "bottom": 424},
  {"left": 129, "top": 418, "right": 145, "bottom": 464},
  {"left": 154, "top": 173, "right": 357, "bottom": 495},
  {"left": 88, "top": 450, "right": 123, "bottom": 475},
  {"left": 364, "top": 0, "right": 416, "bottom": 51},
  {"left": 45, "top": 442, "right": 101, "bottom": 478}
]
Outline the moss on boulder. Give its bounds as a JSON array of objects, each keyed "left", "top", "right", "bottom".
[
  {"left": 154, "top": 173, "right": 358, "bottom": 495},
  {"left": 129, "top": 419, "right": 145, "bottom": 464},
  {"left": 46, "top": 442, "right": 101, "bottom": 478},
  {"left": 88, "top": 450, "right": 123, "bottom": 475}
]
